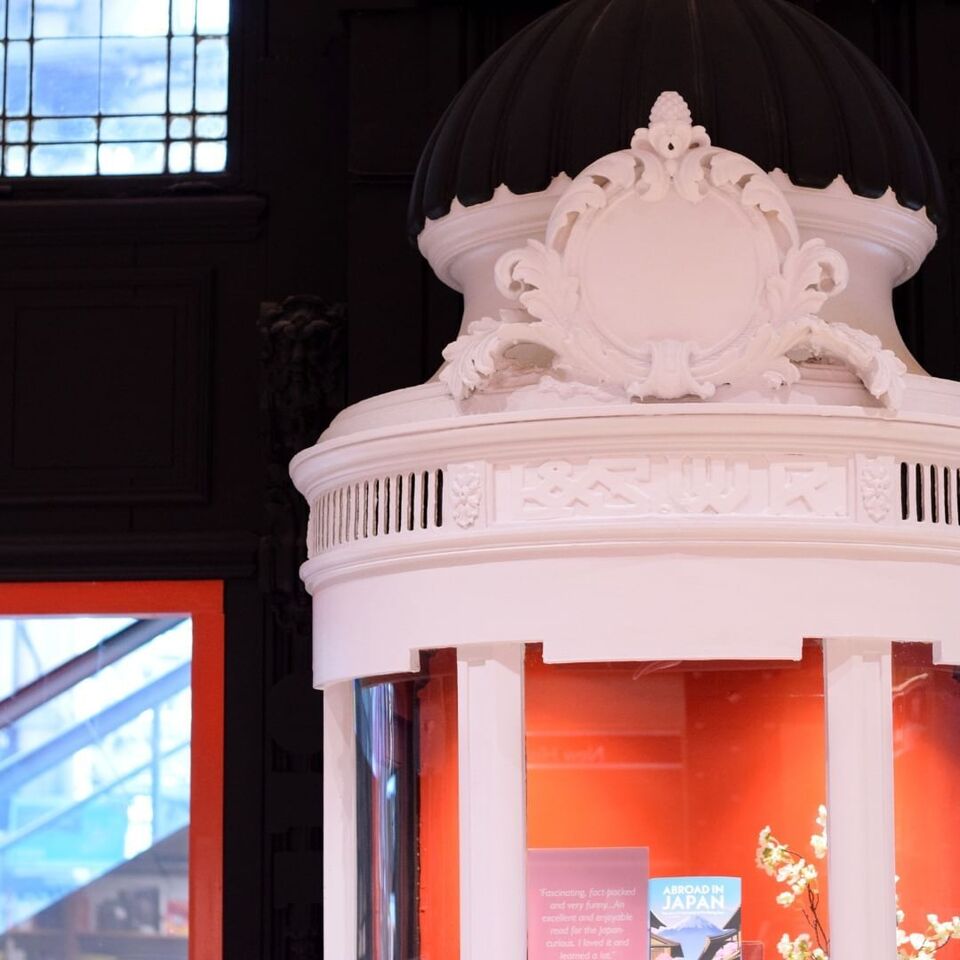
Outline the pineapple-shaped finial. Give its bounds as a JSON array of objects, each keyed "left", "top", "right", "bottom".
[
  {"left": 649, "top": 91, "right": 692, "bottom": 127},
  {"left": 632, "top": 90, "right": 709, "bottom": 159}
]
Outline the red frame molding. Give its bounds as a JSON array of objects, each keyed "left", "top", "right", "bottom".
[{"left": 0, "top": 580, "right": 224, "bottom": 960}]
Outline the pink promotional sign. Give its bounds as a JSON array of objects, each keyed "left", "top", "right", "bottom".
[{"left": 527, "top": 847, "right": 650, "bottom": 960}]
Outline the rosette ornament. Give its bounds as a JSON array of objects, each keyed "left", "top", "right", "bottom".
[{"left": 440, "top": 92, "right": 907, "bottom": 408}]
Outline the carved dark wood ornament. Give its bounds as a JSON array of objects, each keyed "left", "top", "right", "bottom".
[{"left": 259, "top": 295, "right": 346, "bottom": 960}]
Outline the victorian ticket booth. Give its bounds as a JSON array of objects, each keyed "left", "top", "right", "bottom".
[{"left": 292, "top": 1, "right": 960, "bottom": 958}]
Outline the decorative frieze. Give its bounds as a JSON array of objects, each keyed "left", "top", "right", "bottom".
[
  {"left": 857, "top": 457, "right": 896, "bottom": 524},
  {"left": 448, "top": 463, "right": 485, "bottom": 529},
  {"left": 495, "top": 457, "right": 848, "bottom": 521}
]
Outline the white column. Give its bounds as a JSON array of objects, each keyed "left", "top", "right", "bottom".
[
  {"left": 457, "top": 643, "right": 527, "bottom": 960},
  {"left": 323, "top": 681, "right": 357, "bottom": 959},
  {"left": 823, "top": 638, "right": 897, "bottom": 960}
]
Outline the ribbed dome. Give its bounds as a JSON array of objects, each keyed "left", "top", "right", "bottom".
[{"left": 410, "top": 0, "right": 945, "bottom": 237}]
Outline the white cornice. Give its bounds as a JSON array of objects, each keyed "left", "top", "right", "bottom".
[
  {"left": 768, "top": 170, "right": 937, "bottom": 283},
  {"left": 417, "top": 170, "right": 937, "bottom": 289}
]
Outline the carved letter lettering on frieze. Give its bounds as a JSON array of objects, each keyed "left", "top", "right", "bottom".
[
  {"left": 769, "top": 462, "right": 847, "bottom": 517},
  {"left": 665, "top": 458, "right": 751, "bottom": 514},
  {"left": 512, "top": 459, "right": 654, "bottom": 519}
]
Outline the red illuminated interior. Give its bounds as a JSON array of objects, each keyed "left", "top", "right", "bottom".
[
  {"left": 415, "top": 639, "right": 960, "bottom": 958},
  {"left": 417, "top": 649, "right": 460, "bottom": 960},
  {"left": 893, "top": 643, "right": 960, "bottom": 933},
  {"left": 524, "top": 642, "right": 828, "bottom": 953}
]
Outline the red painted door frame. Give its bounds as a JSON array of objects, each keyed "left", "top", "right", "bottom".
[{"left": 0, "top": 580, "right": 224, "bottom": 960}]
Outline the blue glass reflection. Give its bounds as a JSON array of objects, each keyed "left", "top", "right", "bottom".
[
  {"left": 168, "top": 116, "right": 191, "bottom": 139},
  {"left": 4, "top": 144, "right": 27, "bottom": 175},
  {"left": 33, "top": 39, "right": 100, "bottom": 116},
  {"left": 32, "top": 117, "right": 98, "bottom": 142},
  {"left": 168, "top": 36, "right": 195, "bottom": 114},
  {"left": 33, "top": 0, "right": 101, "bottom": 39},
  {"left": 5, "top": 120, "right": 27, "bottom": 142},
  {"left": 99, "top": 140, "right": 165, "bottom": 174},
  {"left": 102, "top": 0, "right": 170, "bottom": 38},
  {"left": 0, "top": 618, "right": 193, "bottom": 933},
  {"left": 6, "top": 0, "right": 31, "bottom": 39},
  {"left": 1, "top": 0, "right": 230, "bottom": 176},
  {"left": 100, "top": 115, "right": 166, "bottom": 141},
  {"left": 197, "top": 0, "right": 229, "bottom": 35},
  {"left": 167, "top": 140, "right": 191, "bottom": 173},
  {"left": 100, "top": 38, "right": 168, "bottom": 115},
  {"left": 171, "top": 0, "right": 194, "bottom": 35},
  {"left": 194, "top": 138, "right": 225, "bottom": 172},
  {"left": 195, "top": 38, "right": 228, "bottom": 113},
  {"left": 5, "top": 41, "right": 30, "bottom": 117},
  {"left": 195, "top": 114, "right": 226, "bottom": 139},
  {"left": 31, "top": 142, "right": 97, "bottom": 174}
]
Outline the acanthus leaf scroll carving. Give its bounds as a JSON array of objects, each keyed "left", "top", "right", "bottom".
[{"left": 440, "top": 91, "right": 906, "bottom": 408}]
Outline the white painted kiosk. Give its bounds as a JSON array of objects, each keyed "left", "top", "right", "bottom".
[{"left": 292, "top": 8, "right": 959, "bottom": 958}]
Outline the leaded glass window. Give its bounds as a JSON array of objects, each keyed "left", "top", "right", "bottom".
[{"left": 0, "top": 0, "right": 229, "bottom": 177}]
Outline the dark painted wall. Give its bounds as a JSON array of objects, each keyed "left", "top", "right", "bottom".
[{"left": 0, "top": 1, "right": 956, "bottom": 957}]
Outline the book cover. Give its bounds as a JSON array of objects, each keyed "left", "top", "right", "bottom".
[
  {"left": 527, "top": 848, "right": 650, "bottom": 960},
  {"left": 649, "top": 877, "right": 742, "bottom": 960}
]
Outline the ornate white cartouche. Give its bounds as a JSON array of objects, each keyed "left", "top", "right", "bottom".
[{"left": 439, "top": 92, "right": 906, "bottom": 408}]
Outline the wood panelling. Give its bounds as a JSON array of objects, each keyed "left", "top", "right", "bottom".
[
  {"left": 0, "top": 195, "right": 266, "bottom": 246},
  {"left": 0, "top": 268, "right": 211, "bottom": 504}
]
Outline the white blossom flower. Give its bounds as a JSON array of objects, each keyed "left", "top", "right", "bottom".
[{"left": 760, "top": 806, "right": 960, "bottom": 960}]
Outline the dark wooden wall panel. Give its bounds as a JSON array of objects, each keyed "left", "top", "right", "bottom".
[
  {"left": 347, "top": 183, "right": 425, "bottom": 400},
  {"left": 0, "top": 267, "right": 211, "bottom": 503}
]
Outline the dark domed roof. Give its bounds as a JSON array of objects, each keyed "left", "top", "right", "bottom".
[{"left": 410, "top": 0, "right": 945, "bottom": 237}]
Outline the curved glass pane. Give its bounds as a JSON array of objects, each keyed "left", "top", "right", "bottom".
[
  {"left": 356, "top": 649, "right": 459, "bottom": 960},
  {"left": 893, "top": 643, "right": 960, "bottom": 952}
]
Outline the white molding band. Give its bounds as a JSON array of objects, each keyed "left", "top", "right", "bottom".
[
  {"left": 824, "top": 639, "right": 897, "bottom": 960},
  {"left": 457, "top": 644, "right": 527, "bottom": 960},
  {"left": 322, "top": 681, "right": 358, "bottom": 959}
]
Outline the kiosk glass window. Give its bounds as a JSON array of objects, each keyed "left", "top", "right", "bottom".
[
  {"left": 524, "top": 640, "right": 828, "bottom": 959},
  {"left": 892, "top": 642, "right": 960, "bottom": 952},
  {"left": 355, "top": 649, "right": 459, "bottom": 960}
]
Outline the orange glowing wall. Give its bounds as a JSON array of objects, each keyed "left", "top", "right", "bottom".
[
  {"left": 893, "top": 643, "right": 960, "bottom": 931},
  {"left": 417, "top": 649, "right": 460, "bottom": 960},
  {"left": 524, "top": 642, "right": 828, "bottom": 951}
]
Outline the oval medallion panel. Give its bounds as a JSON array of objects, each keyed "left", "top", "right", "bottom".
[{"left": 578, "top": 187, "right": 772, "bottom": 354}]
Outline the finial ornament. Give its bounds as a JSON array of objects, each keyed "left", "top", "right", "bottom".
[
  {"left": 648, "top": 91, "right": 693, "bottom": 126},
  {"left": 440, "top": 91, "right": 906, "bottom": 408},
  {"left": 641, "top": 91, "right": 709, "bottom": 161}
]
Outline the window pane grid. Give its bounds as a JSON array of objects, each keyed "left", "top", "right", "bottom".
[{"left": 1, "top": 0, "right": 228, "bottom": 177}]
